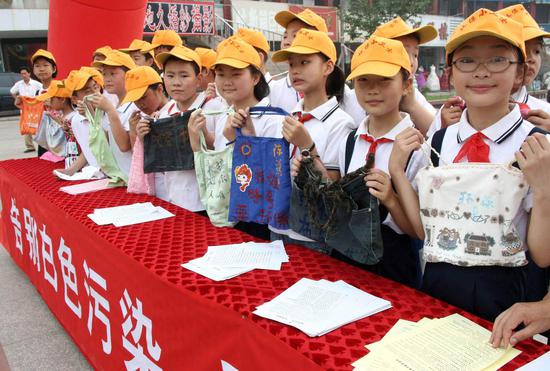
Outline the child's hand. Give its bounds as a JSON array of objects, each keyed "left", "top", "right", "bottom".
[
  {"left": 526, "top": 110, "right": 550, "bottom": 132},
  {"left": 515, "top": 133, "right": 550, "bottom": 194},
  {"left": 365, "top": 169, "right": 396, "bottom": 207},
  {"left": 441, "top": 96, "right": 464, "bottom": 128},
  {"left": 389, "top": 127, "right": 424, "bottom": 176},
  {"left": 136, "top": 118, "right": 151, "bottom": 141},
  {"left": 282, "top": 115, "right": 313, "bottom": 149},
  {"left": 188, "top": 109, "right": 207, "bottom": 152},
  {"left": 205, "top": 83, "right": 217, "bottom": 99},
  {"left": 230, "top": 108, "right": 255, "bottom": 136},
  {"left": 87, "top": 93, "right": 115, "bottom": 113},
  {"left": 291, "top": 154, "right": 303, "bottom": 177},
  {"left": 128, "top": 110, "right": 141, "bottom": 136}
]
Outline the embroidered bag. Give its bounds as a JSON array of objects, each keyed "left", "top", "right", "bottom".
[
  {"left": 416, "top": 139, "right": 529, "bottom": 267},
  {"left": 34, "top": 111, "right": 67, "bottom": 156},
  {"left": 127, "top": 136, "right": 155, "bottom": 195},
  {"left": 194, "top": 131, "right": 235, "bottom": 227},
  {"left": 143, "top": 109, "right": 195, "bottom": 173},
  {"left": 19, "top": 96, "right": 44, "bottom": 135},
  {"left": 228, "top": 128, "right": 291, "bottom": 230}
]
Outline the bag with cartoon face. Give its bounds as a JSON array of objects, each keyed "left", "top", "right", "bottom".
[{"left": 228, "top": 129, "right": 291, "bottom": 230}]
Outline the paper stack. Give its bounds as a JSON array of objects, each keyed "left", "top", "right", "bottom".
[
  {"left": 60, "top": 179, "right": 111, "bottom": 195},
  {"left": 53, "top": 166, "right": 104, "bottom": 181},
  {"left": 352, "top": 313, "right": 521, "bottom": 371},
  {"left": 253, "top": 278, "right": 392, "bottom": 337},
  {"left": 88, "top": 202, "right": 174, "bottom": 227},
  {"left": 182, "top": 240, "right": 289, "bottom": 281}
]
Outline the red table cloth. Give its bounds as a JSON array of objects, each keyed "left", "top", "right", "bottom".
[{"left": 0, "top": 158, "right": 547, "bottom": 370}]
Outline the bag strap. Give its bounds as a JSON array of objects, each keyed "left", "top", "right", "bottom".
[
  {"left": 430, "top": 127, "right": 447, "bottom": 168},
  {"left": 249, "top": 106, "right": 290, "bottom": 116},
  {"left": 528, "top": 126, "right": 549, "bottom": 136},
  {"left": 344, "top": 129, "right": 358, "bottom": 174},
  {"left": 198, "top": 130, "right": 208, "bottom": 152}
]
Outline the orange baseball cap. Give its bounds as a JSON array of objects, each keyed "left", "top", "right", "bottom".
[
  {"left": 272, "top": 29, "right": 336, "bottom": 63},
  {"left": 93, "top": 45, "right": 112, "bottom": 58},
  {"left": 64, "top": 70, "right": 95, "bottom": 93},
  {"left": 497, "top": 4, "right": 550, "bottom": 41},
  {"left": 236, "top": 28, "right": 270, "bottom": 55},
  {"left": 122, "top": 66, "right": 162, "bottom": 104},
  {"left": 92, "top": 50, "right": 137, "bottom": 70},
  {"left": 31, "top": 49, "right": 56, "bottom": 64},
  {"left": 120, "top": 39, "right": 155, "bottom": 58},
  {"left": 446, "top": 8, "right": 526, "bottom": 63},
  {"left": 347, "top": 36, "right": 411, "bottom": 81},
  {"left": 212, "top": 37, "right": 261, "bottom": 69},
  {"left": 275, "top": 8, "right": 328, "bottom": 33},
  {"left": 372, "top": 17, "right": 437, "bottom": 45},
  {"left": 195, "top": 47, "right": 217, "bottom": 70},
  {"left": 155, "top": 45, "right": 202, "bottom": 70},
  {"left": 36, "top": 80, "right": 70, "bottom": 101},
  {"left": 144, "top": 30, "right": 183, "bottom": 51},
  {"left": 79, "top": 66, "right": 104, "bottom": 87}
]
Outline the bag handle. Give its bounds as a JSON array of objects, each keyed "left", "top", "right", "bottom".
[
  {"left": 83, "top": 95, "right": 103, "bottom": 126},
  {"left": 198, "top": 130, "right": 209, "bottom": 152},
  {"left": 248, "top": 106, "right": 290, "bottom": 116}
]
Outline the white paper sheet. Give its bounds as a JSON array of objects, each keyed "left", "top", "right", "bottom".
[
  {"left": 60, "top": 179, "right": 111, "bottom": 195},
  {"left": 53, "top": 166, "right": 104, "bottom": 181}
]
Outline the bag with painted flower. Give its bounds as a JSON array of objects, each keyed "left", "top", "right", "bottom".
[{"left": 416, "top": 145, "right": 529, "bottom": 267}]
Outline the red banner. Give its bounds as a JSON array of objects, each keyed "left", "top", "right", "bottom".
[
  {"left": 144, "top": 1, "right": 216, "bottom": 36},
  {"left": 289, "top": 5, "right": 339, "bottom": 41}
]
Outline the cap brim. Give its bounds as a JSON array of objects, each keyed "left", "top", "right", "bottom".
[
  {"left": 524, "top": 27, "right": 550, "bottom": 41},
  {"left": 347, "top": 61, "right": 402, "bottom": 81},
  {"left": 155, "top": 51, "right": 194, "bottom": 67},
  {"left": 271, "top": 45, "right": 320, "bottom": 62},
  {"left": 119, "top": 47, "right": 140, "bottom": 53},
  {"left": 274, "top": 11, "right": 296, "bottom": 28},
  {"left": 393, "top": 25, "right": 438, "bottom": 45},
  {"left": 36, "top": 91, "right": 53, "bottom": 101},
  {"left": 212, "top": 58, "right": 250, "bottom": 69},
  {"left": 121, "top": 86, "right": 148, "bottom": 104},
  {"left": 446, "top": 31, "right": 526, "bottom": 62}
]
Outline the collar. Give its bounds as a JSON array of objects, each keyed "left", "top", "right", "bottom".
[
  {"left": 117, "top": 102, "right": 134, "bottom": 114},
  {"left": 285, "top": 73, "right": 292, "bottom": 87},
  {"left": 291, "top": 96, "right": 339, "bottom": 122},
  {"left": 264, "top": 72, "right": 272, "bottom": 84},
  {"left": 457, "top": 105, "right": 523, "bottom": 144},
  {"left": 357, "top": 113, "right": 413, "bottom": 140},
  {"left": 511, "top": 86, "right": 528, "bottom": 104},
  {"left": 168, "top": 94, "right": 205, "bottom": 115},
  {"left": 248, "top": 97, "right": 272, "bottom": 118}
]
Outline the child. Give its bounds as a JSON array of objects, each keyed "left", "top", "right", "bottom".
[
  {"left": 194, "top": 47, "right": 217, "bottom": 92},
  {"left": 92, "top": 46, "right": 112, "bottom": 63},
  {"left": 270, "top": 29, "right": 353, "bottom": 251},
  {"left": 371, "top": 17, "right": 438, "bottom": 134},
  {"left": 235, "top": 28, "right": 272, "bottom": 83},
  {"left": 120, "top": 39, "right": 155, "bottom": 67},
  {"left": 143, "top": 30, "right": 183, "bottom": 60},
  {"left": 291, "top": 36, "right": 420, "bottom": 286},
  {"left": 135, "top": 46, "right": 217, "bottom": 212},
  {"left": 439, "top": 5, "right": 550, "bottom": 132},
  {"left": 30, "top": 49, "right": 58, "bottom": 156},
  {"left": 92, "top": 50, "right": 138, "bottom": 177},
  {"left": 389, "top": 9, "right": 550, "bottom": 321}
]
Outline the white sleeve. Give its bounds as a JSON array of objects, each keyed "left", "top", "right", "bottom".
[
  {"left": 336, "top": 133, "right": 349, "bottom": 177},
  {"left": 426, "top": 107, "right": 444, "bottom": 138},
  {"left": 9, "top": 81, "right": 19, "bottom": 95},
  {"left": 257, "top": 116, "right": 283, "bottom": 139},
  {"left": 323, "top": 118, "right": 352, "bottom": 171},
  {"left": 407, "top": 143, "right": 431, "bottom": 192},
  {"left": 415, "top": 88, "right": 436, "bottom": 115}
]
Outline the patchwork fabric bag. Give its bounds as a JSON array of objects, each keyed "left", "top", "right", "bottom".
[
  {"left": 194, "top": 131, "right": 235, "bottom": 227},
  {"left": 143, "top": 110, "right": 195, "bottom": 173},
  {"left": 416, "top": 145, "right": 529, "bottom": 267},
  {"left": 228, "top": 128, "right": 291, "bottom": 230},
  {"left": 33, "top": 112, "right": 67, "bottom": 156}
]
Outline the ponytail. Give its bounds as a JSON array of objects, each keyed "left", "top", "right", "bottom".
[{"left": 321, "top": 55, "right": 345, "bottom": 103}]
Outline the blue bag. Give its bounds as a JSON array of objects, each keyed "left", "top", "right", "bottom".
[{"left": 228, "top": 128, "right": 291, "bottom": 230}]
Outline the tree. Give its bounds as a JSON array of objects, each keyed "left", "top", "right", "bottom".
[{"left": 343, "top": 0, "right": 432, "bottom": 40}]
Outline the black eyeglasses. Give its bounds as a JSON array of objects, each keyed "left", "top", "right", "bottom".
[{"left": 452, "top": 56, "right": 519, "bottom": 73}]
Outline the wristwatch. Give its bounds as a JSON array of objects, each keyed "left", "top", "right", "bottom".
[{"left": 301, "top": 142, "right": 318, "bottom": 158}]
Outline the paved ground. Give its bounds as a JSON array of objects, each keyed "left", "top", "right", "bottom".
[{"left": 0, "top": 116, "right": 91, "bottom": 371}]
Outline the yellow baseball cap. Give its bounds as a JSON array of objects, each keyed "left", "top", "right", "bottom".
[
  {"left": 93, "top": 45, "right": 112, "bottom": 58},
  {"left": 347, "top": 36, "right": 411, "bottom": 81},
  {"left": 272, "top": 29, "right": 336, "bottom": 63},
  {"left": 79, "top": 66, "right": 104, "bottom": 87},
  {"left": 236, "top": 28, "right": 270, "bottom": 55},
  {"left": 64, "top": 70, "right": 96, "bottom": 93},
  {"left": 372, "top": 17, "right": 437, "bottom": 45},
  {"left": 92, "top": 50, "right": 137, "bottom": 70},
  {"left": 497, "top": 4, "right": 550, "bottom": 41},
  {"left": 120, "top": 39, "right": 155, "bottom": 58},
  {"left": 275, "top": 8, "right": 328, "bottom": 33},
  {"left": 36, "top": 80, "right": 71, "bottom": 101},
  {"left": 446, "top": 8, "right": 526, "bottom": 63},
  {"left": 122, "top": 66, "right": 162, "bottom": 104},
  {"left": 195, "top": 47, "right": 217, "bottom": 70},
  {"left": 212, "top": 37, "right": 261, "bottom": 70},
  {"left": 155, "top": 45, "right": 202, "bottom": 70},
  {"left": 144, "top": 30, "right": 183, "bottom": 51},
  {"left": 31, "top": 49, "right": 56, "bottom": 64}
]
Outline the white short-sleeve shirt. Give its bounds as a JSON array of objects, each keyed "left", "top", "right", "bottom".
[
  {"left": 101, "top": 102, "right": 138, "bottom": 176},
  {"left": 10, "top": 79, "right": 42, "bottom": 97},
  {"left": 70, "top": 112, "right": 100, "bottom": 168}
]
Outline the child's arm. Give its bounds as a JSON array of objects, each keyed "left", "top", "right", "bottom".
[
  {"left": 57, "top": 154, "right": 88, "bottom": 176},
  {"left": 223, "top": 108, "right": 255, "bottom": 142},
  {"left": 400, "top": 90, "right": 435, "bottom": 136},
  {"left": 440, "top": 96, "right": 464, "bottom": 128},
  {"left": 135, "top": 118, "right": 151, "bottom": 141},
  {"left": 388, "top": 127, "right": 426, "bottom": 239},
  {"left": 365, "top": 169, "right": 416, "bottom": 237},
  {"left": 517, "top": 133, "right": 550, "bottom": 267},
  {"left": 128, "top": 110, "right": 141, "bottom": 148},
  {"left": 526, "top": 110, "right": 550, "bottom": 132},
  {"left": 89, "top": 93, "right": 131, "bottom": 152},
  {"left": 188, "top": 109, "right": 214, "bottom": 152}
]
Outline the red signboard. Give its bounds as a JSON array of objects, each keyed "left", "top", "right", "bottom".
[
  {"left": 289, "top": 5, "right": 339, "bottom": 41},
  {"left": 144, "top": 1, "right": 216, "bottom": 36}
]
